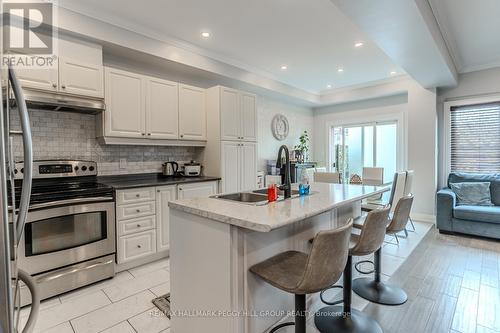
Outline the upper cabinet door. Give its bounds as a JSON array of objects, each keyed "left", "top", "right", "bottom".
[
  {"left": 221, "top": 141, "right": 241, "bottom": 193},
  {"left": 146, "top": 78, "right": 179, "bottom": 140},
  {"left": 240, "top": 142, "right": 257, "bottom": 191},
  {"left": 220, "top": 87, "right": 241, "bottom": 141},
  {"left": 156, "top": 185, "right": 177, "bottom": 252},
  {"left": 104, "top": 67, "right": 145, "bottom": 138},
  {"left": 178, "top": 84, "right": 206, "bottom": 141},
  {"left": 59, "top": 57, "right": 104, "bottom": 98},
  {"left": 240, "top": 92, "right": 257, "bottom": 141},
  {"left": 15, "top": 66, "right": 58, "bottom": 92}
]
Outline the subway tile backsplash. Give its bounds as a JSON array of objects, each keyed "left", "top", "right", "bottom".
[{"left": 10, "top": 109, "right": 200, "bottom": 175}]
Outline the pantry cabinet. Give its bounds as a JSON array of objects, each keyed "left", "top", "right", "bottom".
[
  {"left": 220, "top": 87, "right": 257, "bottom": 142},
  {"left": 204, "top": 86, "right": 258, "bottom": 193},
  {"left": 221, "top": 141, "right": 257, "bottom": 193}
]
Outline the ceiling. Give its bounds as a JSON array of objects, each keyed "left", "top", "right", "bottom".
[
  {"left": 58, "top": 0, "right": 403, "bottom": 94},
  {"left": 430, "top": 0, "right": 500, "bottom": 73}
]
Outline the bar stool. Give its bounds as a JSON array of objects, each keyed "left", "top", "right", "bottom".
[
  {"left": 353, "top": 195, "right": 414, "bottom": 306},
  {"left": 249, "top": 221, "right": 353, "bottom": 333},
  {"left": 315, "top": 206, "right": 390, "bottom": 333}
]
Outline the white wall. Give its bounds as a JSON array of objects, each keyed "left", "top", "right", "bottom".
[
  {"left": 313, "top": 80, "right": 438, "bottom": 221},
  {"left": 257, "top": 97, "right": 314, "bottom": 171}
]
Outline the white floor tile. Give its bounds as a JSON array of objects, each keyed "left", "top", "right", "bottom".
[
  {"left": 23, "top": 291, "right": 110, "bottom": 332},
  {"left": 100, "top": 321, "right": 136, "bottom": 333},
  {"left": 149, "top": 281, "right": 170, "bottom": 297},
  {"left": 128, "top": 259, "right": 170, "bottom": 278},
  {"left": 59, "top": 271, "right": 134, "bottom": 303},
  {"left": 20, "top": 296, "right": 61, "bottom": 319},
  {"left": 41, "top": 322, "right": 74, "bottom": 333},
  {"left": 128, "top": 307, "right": 171, "bottom": 333},
  {"left": 103, "top": 269, "right": 169, "bottom": 302},
  {"left": 71, "top": 290, "right": 155, "bottom": 333}
]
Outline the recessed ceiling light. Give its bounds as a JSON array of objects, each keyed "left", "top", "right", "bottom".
[
  {"left": 326, "top": 84, "right": 332, "bottom": 89},
  {"left": 390, "top": 71, "right": 397, "bottom": 75},
  {"left": 337, "top": 68, "right": 344, "bottom": 73},
  {"left": 201, "top": 31, "right": 211, "bottom": 38},
  {"left": 354, "top": 42, "right": 364, "bottom": 48},
  {"left": 281, "top": 65, "right": 288, "bottom": 71}
]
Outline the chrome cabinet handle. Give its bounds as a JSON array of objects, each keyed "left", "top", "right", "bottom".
[
  {"left": 136, "top": 224, "right": 141, "bottom": 228},
  {"left": 136, "top": 194, "right": 140, "bottom": 198},
  {"left": 52, "top": 83, "right": 57, "bottom": 88},
  {"left": 180, "top": 134, "right": 184, "bottom": 138},
  {"left": 136, "top": 209, "right": 140, "bottom": 213},
  {"left": 9, "top": 68, "right": 33, "bottom": 244},
  {"left": 137, "top": 245, "right": 142, "bottom": 248},
  {"left": 61, "top": 84, "right": 66, "bottom": 89}
]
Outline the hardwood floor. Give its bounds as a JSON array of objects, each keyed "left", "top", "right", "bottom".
[{"left": 364, "top": 227, "right": 500, "bottom": 333}]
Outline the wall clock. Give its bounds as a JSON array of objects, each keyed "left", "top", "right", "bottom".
[{"left": 271, "top": 114, "right": 289, "bottom": 141}]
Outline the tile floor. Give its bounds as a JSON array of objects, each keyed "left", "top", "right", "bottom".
[{"left": 20, "top": 221, "right": 432, "bottom": 333}]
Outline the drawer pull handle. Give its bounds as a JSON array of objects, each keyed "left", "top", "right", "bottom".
[
  {"left": 136, "top": 194, "right": 140, "bottom": 198},
  {"left": 137, "top": 245, "right": 142, "bottom": 248},
  {"left": 136, "top": 224, "right": 141, "bottom": 228},
  {"left": 136, "top": 209, "right": 140, "bottom": 213}
]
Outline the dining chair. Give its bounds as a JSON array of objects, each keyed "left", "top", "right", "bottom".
[{"left": 314, "top": 172, "right": 341, "bottom": 184}]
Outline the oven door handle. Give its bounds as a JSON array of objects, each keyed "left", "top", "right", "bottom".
[
  {"left": 9, "top": 67, "right": 33, "bottom": 245},
  {"left": 28, "top": 197, "right": 114, "bottom": 210},
  {"left": 35, "top": 258, "right": 114, "bottom": 284}
]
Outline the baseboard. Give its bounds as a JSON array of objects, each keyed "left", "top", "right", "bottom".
[{"left": 411, "top": 213, "right": 436, "bottom": 224}]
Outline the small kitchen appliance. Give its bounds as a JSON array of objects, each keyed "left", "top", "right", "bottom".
[
  {"left": 162, "top": 161, "right": 179, "bottom": 176},
  {"left": 183, "top": 161, "right": 202, "bottom": 177}
]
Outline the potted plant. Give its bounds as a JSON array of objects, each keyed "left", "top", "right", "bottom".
[{"left": 294, "top": 130, "right": 310, "bottom": 163}]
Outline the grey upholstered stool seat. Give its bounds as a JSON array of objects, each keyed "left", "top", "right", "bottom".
[
  {"left": 315, "top": 206, "right": 390, "bottom": 333},
  {"left": 250, "top": 221, "right": 353, "bottom": 333},
  {"left": 353, "top": 195, "right": 414, "bottom": 306}
]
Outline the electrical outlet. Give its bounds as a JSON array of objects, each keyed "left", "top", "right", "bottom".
[{"left": 119, "top": 158, "right": 127, "bottom": 169}]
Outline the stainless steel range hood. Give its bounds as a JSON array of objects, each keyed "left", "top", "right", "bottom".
[{"left": 22, "top": 88, "right": 105, "bottom": 114}]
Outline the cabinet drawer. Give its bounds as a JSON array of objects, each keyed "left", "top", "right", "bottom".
[
  {"left": 116, "top": 187, "right": 156, "bottom": 205},
  {"left": 117, "top": 201, "right": 156, "bottom": 221},
  {"left": 117, "top": 230, "right": 156, "bottom": 264},
  {"left": 117, "top": 215, "right": 156, "bottom": 236}
]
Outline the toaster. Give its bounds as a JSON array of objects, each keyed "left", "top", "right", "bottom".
[{"left": 183, "top": 161, "right": 202, "bottom": 177}]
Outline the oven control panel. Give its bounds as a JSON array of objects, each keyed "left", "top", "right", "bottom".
[{"left": 13, "top": 160, "right": 98, "bottom": 179}]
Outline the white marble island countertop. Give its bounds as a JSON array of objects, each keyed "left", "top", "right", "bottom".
[{"left": 168, "top": 183, "right": 390, "bottom": 232}]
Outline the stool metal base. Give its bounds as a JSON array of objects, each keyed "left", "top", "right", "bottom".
[
  {"left": 269, "top": 322, "right": 295, "bottom": 333},
  {"left": 353, "top": 278, "right": 408, "bottom": 305},
  {"left": 314, "top": 306, "right": 382, "bottom": 333}
]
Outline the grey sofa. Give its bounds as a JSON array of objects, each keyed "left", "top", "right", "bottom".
[{"left": 437, "top": 172, "right": 500, "bottom": 239}]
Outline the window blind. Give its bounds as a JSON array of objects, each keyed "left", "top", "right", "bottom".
[{"left": 450, "top": 102, "right": 500, "bottom": 173}]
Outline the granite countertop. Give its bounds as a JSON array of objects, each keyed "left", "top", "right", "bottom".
[
  {"left": 97, "top": 173, "right": 220, "bottom": 190},
  {"left": 168, "top": 183, "right": 390, "bottom": 232}
]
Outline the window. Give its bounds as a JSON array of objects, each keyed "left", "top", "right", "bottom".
[
  {"left": 331, "top": 121, "right": 398, "bottom": 183},
  {"left": 450, "top": 102, "right": 500, "bottom": 173}
]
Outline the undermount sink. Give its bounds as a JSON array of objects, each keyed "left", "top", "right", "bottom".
[
  {"left": 212, "top": 192, "right": 268, "bottom": 204},
  {"left": 252, "top": 189, "right": 301, "bottom": 196}
]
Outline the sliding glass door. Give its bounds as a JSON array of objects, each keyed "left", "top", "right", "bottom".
[{"left": 331, "top": 121, "right": 398, "bottom": 183}]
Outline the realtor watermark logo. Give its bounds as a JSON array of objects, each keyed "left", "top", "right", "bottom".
[{"left": 2, "top": 0, "right": 58, "bottom": 69}]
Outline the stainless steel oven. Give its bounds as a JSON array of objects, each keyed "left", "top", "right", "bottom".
[
  {"left": 18, "top": 199, "right": 115, "bottom": 275},
  {"left": 17, "top": 199, "right": 115, "bottom": 305},
  {"left": 9, "top": 160, "right": 116, "bottom": 306}
]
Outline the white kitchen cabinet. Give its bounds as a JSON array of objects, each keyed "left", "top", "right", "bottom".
[
  {"left": 221, "top": 141, "right": 240, "bottom": 193},
  {"left": 220, "top": 87, "right": 241, "bottom": 141},
  {"left": 104, "top": 67, "right": 145, "bottom": 138},
  {"left": 116, "top": 187, "right": 156, "bottom": 205},
  {"left": 156, "top": 185, "right": 176, "bottom": 252},
  {"left": 117, "top": 230, "right": 157, "bottom": 264},
  {"left": 177, "top": 181, "right": 218, "bottom": 199},
  {"left": 219, "top": 87, "right": 257, "bottom": 142},
  {"left": 240, "top": 142, "right": 258, "bottom": 191},
  {"left": 178, "top": 84, "right": 206, "bottom": 141},
  {"left": 146, "top": 78, "right": 179, "bottom": 140},
  {"left": 221, "top": 141, "right": 257, "bottom": 193},
  {"left": 58, "top": 57, "right": 104, "bottom": 98},
  {"left": 15, "top": 66, "right": 58, "bottom": 92},
  {"left": 241, "top": 92, "right": 257, "bottom": 141}
]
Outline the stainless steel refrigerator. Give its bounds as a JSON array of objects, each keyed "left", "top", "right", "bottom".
[{"left": 0, "top": 65, "right": 39, "bottom": 332}]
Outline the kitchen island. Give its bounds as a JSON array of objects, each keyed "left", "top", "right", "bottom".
[{"left": 168, "top": 183, "right": 389, "bottom": 333}]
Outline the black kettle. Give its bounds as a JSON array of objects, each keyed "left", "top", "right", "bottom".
[{"left": 162, "top": 161, "right": 179, "bottom": 176}]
